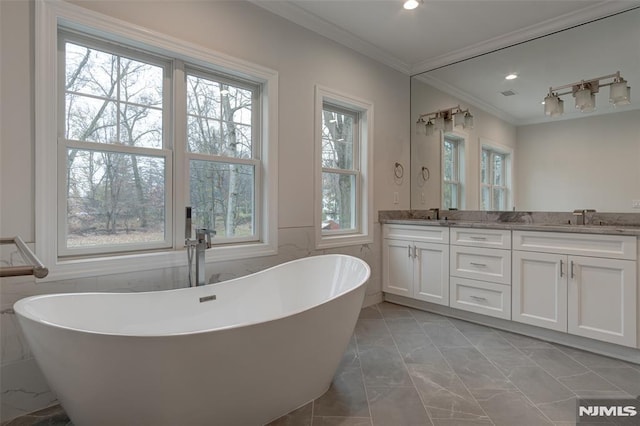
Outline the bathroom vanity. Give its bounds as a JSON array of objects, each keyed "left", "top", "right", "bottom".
[{"left": 381, "top": 212, "right": 640, "bottom": 362}]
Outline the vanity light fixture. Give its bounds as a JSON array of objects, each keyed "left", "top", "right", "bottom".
[
  {"left": 415, "top": 105, "right": 474, "bottom": 135},
  {"left": 403, "top": 0, "right": 421, "bottom": 10},
  {"left": 543, "top": 71, "right": 631, "bottom": 117}
]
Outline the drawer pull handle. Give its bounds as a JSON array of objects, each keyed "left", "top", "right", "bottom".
[
  {"left": 408, "top": 246, "right": 411, "bottom": 258},
  {"left": 470, "top": 262, "right": 487, "bottom": 267},
  {"left": 469, "top": 236, "right": 487, "bottom": 240},
  {"left": 470, "top": 295, "right": 488, "bottom": 302},
  {"left": 560, "top": 259, "right": 564, "bottom": 277}
]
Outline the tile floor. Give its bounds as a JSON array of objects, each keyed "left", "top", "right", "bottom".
[{"left": 5, "top": 302, "right": 640, "bottom": 426}]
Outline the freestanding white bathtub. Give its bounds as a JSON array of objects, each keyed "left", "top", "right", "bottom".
[{"left": 14, "top": 254, "right": 370, "bottom": 426}]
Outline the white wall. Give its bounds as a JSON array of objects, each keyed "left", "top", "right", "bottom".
[
  {"left": 515, "top": 110, "right": 640, "bottom": 212},
  {"left": 411, "top": 78, "right": 517, "bottom": 210},
  {"left": 0, "top": 0, "right": 409, "bottom": 420}
]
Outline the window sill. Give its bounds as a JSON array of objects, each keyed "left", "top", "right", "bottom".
[
  {"left": 316, "top": 233, "right": 373, "bottom": 250},
  {"left": 39, "top": 242, "right": 277, "bottom": 283}
]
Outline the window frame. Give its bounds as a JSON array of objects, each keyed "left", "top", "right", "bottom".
[
  {"left": 183, "top": 66, "right": 262, "bottom": 245},
  {"left": 441, "top": 131, "right": 466, "bottom": 210},
  {"left": 57, "top": 31, "right": 175, "bottom": 257},
  {"left": 314, "top": 85, "right": 373, "bottom": 249},
  {"left": 480, "top": 139, "right": 513, "bottom": 211},
  {"left": 35, "top": 0, "right": 278, "bottom": 281}
]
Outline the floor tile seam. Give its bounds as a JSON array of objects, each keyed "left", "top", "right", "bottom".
[
  {"left": 465, "top": 345, "right": 563, "bottom": 425},
  {"left": 353, "top": 332, "right": 375, "bottom": 424},
  {"left": 494, "top": 364, "right": 574, "bottom": 425},
  {"left": 522, "top": 351, "right": 630, "bottom": 397},
  {"left": 413, "top": 332, "right": 496, "bottom": 426},
  {"left": 582, "top": 366, "right": 637, "bottom": 396},
  {"left": 387, "top": 326, "right": 437, "bottom": 426}
]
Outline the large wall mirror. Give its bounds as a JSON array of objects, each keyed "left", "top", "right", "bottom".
[{"left": 410, "top": 8, "right": 640, "bottom": 213}]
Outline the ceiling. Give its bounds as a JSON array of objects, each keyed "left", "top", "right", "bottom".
[{"left": 252, "top": 0, "right": 640, "bottom": 124}]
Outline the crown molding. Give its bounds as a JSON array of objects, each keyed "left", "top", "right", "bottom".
[
  {"left": 249, "top": 0, "right": 412, "bottom": 74},
  {"left": 414, "top": 74, "right": 519, "bottom": 125},
  {"left": 410, "top": 1, "right": 640, "bottom": 75}
]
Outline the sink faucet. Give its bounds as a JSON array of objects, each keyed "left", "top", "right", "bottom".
[
  {"left": 428, "top": 208, "right": 440, "bottom": 220},
  {"left": 572, "top": 209, "right": 596, "bottom": 225},
  {"left": 186, "top": 228, "right": 215, "bottom": 286}
]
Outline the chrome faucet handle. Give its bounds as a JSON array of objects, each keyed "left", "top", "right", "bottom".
[{"left": 428, "top": 207, "right": 440, "bottom": 220}]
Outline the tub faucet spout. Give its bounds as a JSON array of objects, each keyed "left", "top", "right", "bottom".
[{"left": 186, "top": 228, "right": 215, "bottom": 286}]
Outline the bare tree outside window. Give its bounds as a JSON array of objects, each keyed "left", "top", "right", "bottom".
[
  {"left": 186, "top": 73, "right": 258, "bottom": 240},
  {"left": 63, "top": 39, "right": 167, "bottom": 250},
  {"left": 321, "top": 105, "right": 358, "bottom": 232}
]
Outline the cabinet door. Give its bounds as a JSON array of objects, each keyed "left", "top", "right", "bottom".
[
  {"left": 512, "top": 251, "right": 567, "bottom": 332},
  {"left": 414, "top": 242, "right": 449, "bottom": 306},
  {"left": 568, "top": 256, "right": 637, "bottom": 347},
  {"left": 382, "top": 239, "right": 413, "bottom": 297}
]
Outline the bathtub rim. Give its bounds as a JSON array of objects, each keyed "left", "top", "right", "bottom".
[{"left": 13, "top": 254, "right": 371, "bottom": 338}]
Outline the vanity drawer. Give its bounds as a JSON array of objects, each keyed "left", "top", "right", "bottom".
[
  {"left": 450, "top": 246, "right": 511, "bottom": 285},
  {"left": 449, "top": 277, "right": 511, "bottom": 319},
  {"left": 383, "top": 224, "right": 449, "bottom": 244},
  {"left": 513, "top": 231, "right": 636, "bottom": 260},
  {"left": 451, "top": 228, "right": 511, "bottom": 249}
]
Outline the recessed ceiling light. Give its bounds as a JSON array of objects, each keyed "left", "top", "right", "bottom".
[
  {"left": 505, "top": 74, "right": 518, "bottom": 80},
  {"left": 403, "top": 0, "right": 420, "bottom": 10}
]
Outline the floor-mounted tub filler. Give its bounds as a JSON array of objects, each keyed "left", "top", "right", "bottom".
[{"left": 14, "top": 254, "right": 371, "bottom": 426}]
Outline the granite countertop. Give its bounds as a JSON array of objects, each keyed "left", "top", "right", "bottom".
[{"left": 381, "top": 219, "right": 640, "bottom": 236}]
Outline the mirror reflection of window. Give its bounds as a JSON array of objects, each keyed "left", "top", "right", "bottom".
[
  {"left": 480, "top": 142, "right": 512, "bottom": 211},
  {"left": 442, "top": 134, "right": 465, "bottom": 209}
]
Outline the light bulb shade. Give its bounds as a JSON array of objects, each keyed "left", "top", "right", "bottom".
[
  {"left": 415, "top": 117, "right": 426, "bottom": 135},
  {"left": 453, "top": 112, "right": 466, "bottom": 128},
  {"left": 610, "top": 80, "right": 631, "bottom": 106},
  {"left": 544, "top": 94, "right": 563, "bottom": 117},
  {"left": 425, "top": 121, "right": 435, "bottom": 136},
  {"left": 444, "top": 118, "right": 453, "bottom": 133},
  {"left": 464, "top": 112, "right": 474, "bottom": 129},
  {"left": 433, "top": 115, "right": 445, "bottom": 130},
  {"left": 575, "top": 87, "right": 595, "bottom": 112}
]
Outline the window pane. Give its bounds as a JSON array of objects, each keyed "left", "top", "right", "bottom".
[
  {"left": 119, "top": 103, "right": 162, "bottom": 148},
  {"left": 66, "top": 149, "right": 166, "bottom": 248},
  {"left": 119, "top": 57, "right": 163, "bottom": 107},
  {"left": 493, "top": 188, "right": 506, "bottom": 210},
  {"left": 65, "top": 42, "right": 164, "bottom": 148},
  {"left": 443, "top": 140, "right": 456, "bottom": 181},
  {"left": 190, "top": 160, "right": 255, "bottom": 239},
  {"left": 322, "top": 109, "right": 354, "bottom": 170},
  {"left": 187, "top": 75, "right": 254, "bottom": 157},
  {"left": 443, "top": 182, "right": 458, "bottom": 210},
  {"left": 322, "top": 172, "right": 356, "bottom": 231},
  {"left": 493, "top": 153, "right": 504, "bottom": 185},
  {"left": 481, "top": 149, "right": 489, "bottom": 184},
  {"left": 65, "top": 42, "right": 117, "bottom": 98},
  {"left": 66, "top": 95, "right": 117, "bottom": 142},
  {"left": 481, "top": 185, "right": 490, "bottom": 210}
]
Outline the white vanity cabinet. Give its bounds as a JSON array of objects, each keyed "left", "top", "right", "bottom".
[
  {"left": 449, "top": 228, "right": 512, "bottom": 319},
  {"left": 513, "top": 231, "right": 637, "bottom": 347},
  {"left": 382, "top": 225, "right": 450, "bottom": 306}
]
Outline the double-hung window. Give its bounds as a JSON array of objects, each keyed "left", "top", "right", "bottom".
[
  {"left": 321, "top": 104, "right": 359, "bottom": 233},
  {"left": 442, "top": 134, "right": 465, "bottom": 209},
  {"left": 60, "top": 33, "right": 172, "bottom": 255},
  {"left": 186, "top": 70, "right": 260, "bottom": 243},
  {"left": 315, "top": 86, "right": 373, "bottom": 249},
  {"left": 37, "top": 1, "right": 278, "bottom": 279},
  {"left": 481, "top": 143, "right": 512, "bottom": 210}
]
